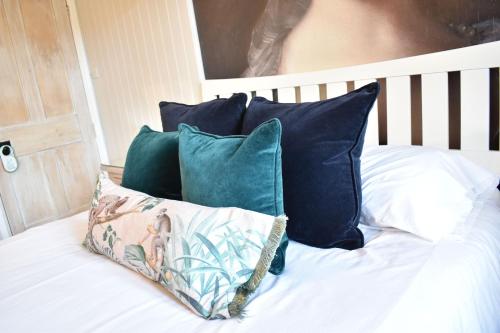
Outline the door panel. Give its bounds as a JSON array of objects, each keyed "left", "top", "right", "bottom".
[
  {"left": 19, "top": 0, "right": 73, "bottom": 117},
  {"left": 0, "top": 0, "right": 99, "bottom": 235},
  {"left": 3, "top": 0, "right": 45, "bottom": 121},
  {"left": 9, "top": 153, "right": 58, "bottom": 225},
  {"left": 0, "top": 114, "right": 80, "bottom": 155},
  {"left": 54, "top": 142, "right": 95, "bottom": 211},
  {"left": 0, "top": 2, "right": 28, "bottom": 126}
]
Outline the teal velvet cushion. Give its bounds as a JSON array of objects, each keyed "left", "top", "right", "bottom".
[
  {"left": 122, "top": 126, "right": 181, "bottom": 200},
  {"left": 178, "top": 119, "right": 288, "bottom": 275}
]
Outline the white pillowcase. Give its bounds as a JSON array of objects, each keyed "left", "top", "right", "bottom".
[{"left": 360, "top": 145, "right": 496, "bottom": 241}]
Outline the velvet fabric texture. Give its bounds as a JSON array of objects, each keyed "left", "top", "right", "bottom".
[
  {"left": 241, "top": 83, "right": 380, "bottom": 249},
  {"left": 121, "top": 126, "right": 181, "bottom": 200},
  {"left": 160, "top": 93, "right": 247, "bottom": 136},
  {"left": 178, "top": 119, "right": 288, "bottom": 275}
]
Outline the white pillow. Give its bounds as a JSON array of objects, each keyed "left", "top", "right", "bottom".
[{"left": 360, "top": 145, "right": 496, "bottom": 241}]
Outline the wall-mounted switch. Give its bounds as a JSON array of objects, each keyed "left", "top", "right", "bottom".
[{"left": 0, "top": 141, "right": 18, "bottom": 173}]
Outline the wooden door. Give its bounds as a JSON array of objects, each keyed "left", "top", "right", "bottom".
[{"left": 0, "top": 0, "right": 99, "bottom": 235}]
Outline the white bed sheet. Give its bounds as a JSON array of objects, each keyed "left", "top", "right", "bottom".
[{"left": 0, "top": 189, "right": 499, "bottom": 333}]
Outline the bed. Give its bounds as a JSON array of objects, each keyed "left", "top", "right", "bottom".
[
  {"left": 0, "top": 146, "right": 499, "bottom": 333},
  {"left": 1, "top": 44, "right": 500, "bottom": 332}
]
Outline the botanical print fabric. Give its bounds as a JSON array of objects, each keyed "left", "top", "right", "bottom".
[{"left": 83, "top": 174, "right": 286, "bottom": 319}]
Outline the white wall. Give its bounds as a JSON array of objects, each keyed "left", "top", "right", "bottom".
[{"left": 75, "top": 0, "right": 202, "bottom": 165}]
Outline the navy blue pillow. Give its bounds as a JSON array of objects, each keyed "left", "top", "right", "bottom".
[
  {"left": 160, "top": 93, "right": 247, "bottom": 135},
  {"left": 241, "top": 83, "right": 380, "bottom": 249}
]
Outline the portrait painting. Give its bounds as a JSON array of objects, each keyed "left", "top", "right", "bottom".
[{"left": 193, "top": 0, "right": 500, "bottom": 79}]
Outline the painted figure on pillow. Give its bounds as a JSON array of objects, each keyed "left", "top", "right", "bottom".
[
  {"left": 86, "top": 194, "right": 129, "bottom": 252},
  {"left": 140, "top": 208, "right": 173, "bottom": 275}
]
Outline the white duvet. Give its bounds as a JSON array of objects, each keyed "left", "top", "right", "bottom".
[{"left": 0, "top": 189, "right": 499, "bottom": 333}]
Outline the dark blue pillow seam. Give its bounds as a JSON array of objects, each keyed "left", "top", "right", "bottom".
[
  {"left": 347, "top": 100, "right": 378, "bottom": 236},
  {"left": 159, "top": 98, "right": 241, "bottom": 108},
  {"left": 273, "top": 124, "right": 282, "bottom": 216}
]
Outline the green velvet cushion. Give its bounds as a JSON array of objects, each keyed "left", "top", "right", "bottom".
[
  {"left": 178, "top": 119, "right": 288, "bottom": 275},
  {"left": 122, "top": 125, "right": 181, "bottom": 200}
]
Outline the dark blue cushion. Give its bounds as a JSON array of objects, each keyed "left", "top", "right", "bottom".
[
  {"left": 178, "top": 119, "right": 288, "bottom": 275},
  {"left": 160, "top": 93, "right": 247, "bottom": 136},
  {"left": 241, "top": 83, "right": 380, "bottom": 249}
]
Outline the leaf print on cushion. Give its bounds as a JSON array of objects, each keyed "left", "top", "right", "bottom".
[
  {"left": 123, "top": 244, "right": 156, "bottom": 279},
  {"left": 124, "top": 244, "right": 146, "bottom": 262},
  {"left": 84, "top": 174, "right": 286, "bottom": 319},
  {"left": 176, "top": 290, "right": 210, "bottom": 318}
]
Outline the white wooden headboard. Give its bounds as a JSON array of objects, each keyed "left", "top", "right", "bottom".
[{"left": 202, "top": 42, "right": 500, "bottom": 174}]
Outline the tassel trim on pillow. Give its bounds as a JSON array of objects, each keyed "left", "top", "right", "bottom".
[{"left": 228, "top": 215, "right": 287, "bottom": 318}]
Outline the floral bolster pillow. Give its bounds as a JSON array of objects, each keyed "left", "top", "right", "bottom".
[{"left": 83, "top": 174, "right": 286, "bottom": 319}]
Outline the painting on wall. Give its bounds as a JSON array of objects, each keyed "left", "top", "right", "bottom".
[{"left": 193, "top": 0, "right": 500, "bottom": 79}]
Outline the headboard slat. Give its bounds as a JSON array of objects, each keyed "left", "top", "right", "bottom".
[
  {"left": 326, "top": 82, "right": 347, "bottom": 99},
  {"left": 421, "top": 72, "right": 449, "bottom": 149},
  {"left": 386, "top": 76, "right": 412, "bottom": 145},
  {"left": 256, "top": 89, "right": 273, "bottom": 101},
  {"left": 243, "top": 91, "right": 252, "bottom": 106},
  {"left": 461, "top": 69, "right": 490, "bottom": 151},
  {"left": 277, "top": 87, "right": 295, "bottom": 103},
  {"left": 299, "top": 84, "right": 320, "bottom": 102}
]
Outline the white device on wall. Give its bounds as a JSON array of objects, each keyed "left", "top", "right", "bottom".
[{"left": 0, "top": 141, "right": 18, "bottom": 173}]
